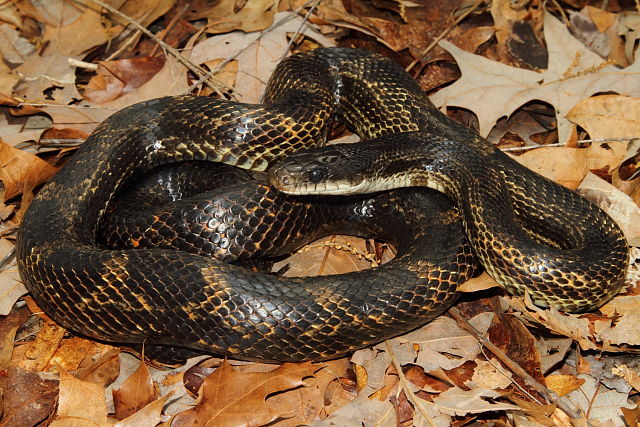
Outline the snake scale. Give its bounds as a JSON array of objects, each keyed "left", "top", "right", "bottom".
[{"left": 17, "top": 48, "right": 628, "bottom": 362}]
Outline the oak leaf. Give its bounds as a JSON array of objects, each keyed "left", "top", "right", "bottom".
[
  {"left": 190, "top": 12, "right": 333, "bottom": 103},
  {"left": 0, "top": 141, "right": 58, "bottom": 200},
  {"left": 431, "top": 13, "right": 640, "bottom": 145},
  {"left": 49, "top": 367, "right": 110, "bottom": 427},
  {"left": 171, "top": 360, "right": 317, "bottom": 427},
  {"left": 567, "top": 95, "right": 640, "bottom": 140}
]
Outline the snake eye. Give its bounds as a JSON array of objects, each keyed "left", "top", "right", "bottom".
[{"left": 308, "top": 168, "right": 327, "bottom": 183}]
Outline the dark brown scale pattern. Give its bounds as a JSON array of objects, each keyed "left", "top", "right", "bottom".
[
  {"left": 270, "top": 133, "right": 629, "bottom": 312},
  {"left": 17, "top": 48, "right": 480, "bottom": 361}
]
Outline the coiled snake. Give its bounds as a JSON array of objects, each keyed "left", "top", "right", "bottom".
[{"left": 17, "top": 48, "right": 628, "bottom": 362}]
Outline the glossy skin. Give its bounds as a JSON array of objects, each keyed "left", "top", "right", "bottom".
[
  {"left": 17, "top": 48, "right": 479, "bottom": 362},
  {"left": 270, "top": 132, "right": 629, "bottom": 312}
]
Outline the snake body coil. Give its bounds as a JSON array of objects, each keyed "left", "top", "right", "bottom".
[
  {"left": 17, "top": 48, "right": 478, "bottom": 362},
  {"left": 16, "top": 48, "right": 628, "bottom": 362}
]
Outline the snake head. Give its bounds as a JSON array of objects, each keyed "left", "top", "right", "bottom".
[{"left": 269, "top": 145, "right": 372, "bottom": 195}]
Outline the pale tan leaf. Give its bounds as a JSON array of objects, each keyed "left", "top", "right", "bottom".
[
  {"left": 0, "top": 23, "right": 36, "bottom": 66},
  {"left": 431, "top": 13, "right": 640, "bottom": 145},
  {"left": 313, "top": 393, "right": 396, "bottom": 427},
  {"left": 567, "top": 95, "right": 640, "bottom": 140},
  {"left": 565, "top": 374, "right": 634, "bottom": 425},
  {"left": 194, "top": 0, "right": 276, "bottom": 33},
  {"left": 0, "top": 240, "right": 26, "bottom": 315},
  {"left": 432, "top": 387, "right": 519, "bottom": 416},
  {"left": 189, "top": 11, "right": 334, "bottom": 103},
  {"left": 49, "top": 368, "right": 110, "bottom": 427}
]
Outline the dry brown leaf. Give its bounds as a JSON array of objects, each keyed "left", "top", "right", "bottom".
[
  {"left": 457, "top": 272, "right": 499, "bottom": 293},
  {"left": 22, "top": 321, "right": 65, "bottom": 372},
  {"left": 512, "top": 141, "right": 628, "bottom": 190},
  {"left": 49, "top": 367, "right": 110, "bottom": 427},
  {"left": 490, "top": 0, "right": 530, "bottom": 45},
  {"left": 278, "top": 236, "right": 380, "bottom": 277},
  {"left": 0, "top": 366, "right": 59, "bottom": 426},
  {"left": 75, "top": 348, "right": 121, "bottom": 387},
  {"left": 265, "top": 358, "right": 350, "bottom": 426},
  {"left": 567, "top": 95, "right": 640, "bottom": 140},
  {"left": 113, "top": 358, "right": 157, "bottom": 420},
  {"left": 0, "top": 304, "right": 29, "bottom": 368},
  {"left": 84, "top": 57, "right": 166, "bottom": 104},
  {"left": 611, "top": 365, "right": 640, "bottom": 392},
  {"left": 40, "top": 0, "right": 109, "bottom": 57},
  {"left": 508, "top": 297, "right": 597, "bottom": 351},
  {"left": 0, "top": 23, "right": 36, "bottom": 66},
  {"left": 314, "top": 392, "right": 395, "bottom": 427},
  {"left": 431, "top": 13, "right": 640, "bottom": 145},
  {"left": 48, "top": 337, "right": 99, "bottom": 372},
  {"left": 545, "top": 374, "right": 585, "bottom": 397},
  {"left": 101, "top": 55, "right": 189, "bottom": 112},
  {"left": 564, "top": 373, "right": 634, "bottom": 424},
  {"left": 171, "top": 360, "right": 316, "bottom": 426},
  {"left": 578, "top": 172, "right": 640, "bottom": 245},
  {"left": 0, "top": 141, "right": 58, "bottom": 200},
  {"left": 14, "top": 53, "right": 79, "bottom": 103},
  {"left": 115, "top": 392, "right": 172, "bottom": 427},
  {"left": 191, "top": 0, "right": 276, "bottom": 33}
]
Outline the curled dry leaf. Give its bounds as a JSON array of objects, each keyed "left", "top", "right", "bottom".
[{"left": 0, "top": 238, "right": 27, "bottom": 316}]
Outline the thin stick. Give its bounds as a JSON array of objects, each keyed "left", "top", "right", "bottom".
[
  {"left": 405, "top": 0, "right": 486, "bottom": 73},
  {"left": 85, "top": 0, "right": 217, "bottom": 91},
  {"left": 385, "top": 341, "right": 438, "bottom": 426},
  {"left": 448, "top": 307, "right": 582, "bottom": 420},
  {"left": 280, "top": 0, "right": 320, "bottom": 62}
]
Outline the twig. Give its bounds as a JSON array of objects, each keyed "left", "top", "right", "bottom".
[
  {"left": 385, "top": 341, "right": 438, "bottom": 427},
  {"left": 85, "top": 0, "right": 217, "bottom": 92},
  {"left": 405, "top": 0, "right": 486, "bottom": 73},
  {"left": 500, "top": 142, "right": 566, "bottom": 152},
  {"left": 448, "top": 307, "right": 582, "bottom": 420},
  {"left": 186, "top": 0, "right": 322, "bottom": 93},
  {"left": 280, "top": 0, "right": 320, "bottom": 62},
  {"left": 105, "top": 29, "right": 141, "bottom": 61},
  {"left": 578, "top": 136, "right": 640, "bottom": 144}
]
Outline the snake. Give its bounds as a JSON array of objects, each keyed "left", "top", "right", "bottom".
[
  {"left": 269, "top": 133, "right": 630, "bottom": 311},
  {"left": 16, "top": 47, "right": 628, "bottom": 362}
]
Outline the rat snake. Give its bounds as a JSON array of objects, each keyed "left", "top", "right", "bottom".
[{"left": 17, "top": 48, "right": 628, "bottom": 362}]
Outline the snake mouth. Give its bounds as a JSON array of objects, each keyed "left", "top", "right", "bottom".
[{"left": 269, "top": 163, "right": 369, "bottom": 195}]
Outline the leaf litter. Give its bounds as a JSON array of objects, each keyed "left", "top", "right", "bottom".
[{"left": 1, "top": 0, "right": 640, "bottom": 426}]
